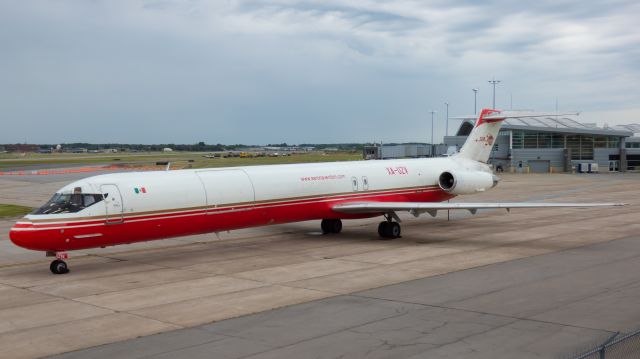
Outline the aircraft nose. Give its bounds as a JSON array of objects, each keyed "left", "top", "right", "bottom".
[
  {"left": 8, "top": 222, "right": 40, "bottom": 250},
  {"left": 9, "top": 226, "right": 28, "bottom": 248}
]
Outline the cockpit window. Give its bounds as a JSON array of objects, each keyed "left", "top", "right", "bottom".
[{"left": 32, "top": 193, "right": 105, "bottom": 215}]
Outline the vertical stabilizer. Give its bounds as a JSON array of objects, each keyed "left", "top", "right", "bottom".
[{"left": 457, "top": 109, "right": 505, "bottom": 163}]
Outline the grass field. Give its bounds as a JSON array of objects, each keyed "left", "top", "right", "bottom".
[
  {"left": 0, "top": 151, "right": 363, "bottom": 170},
  {"left": 0, "top": 204, "right": 33, "bottom": 218}
]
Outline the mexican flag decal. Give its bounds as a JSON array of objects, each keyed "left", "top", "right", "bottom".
[{"left": 134, "top": 187, "right": 147, "bottom": 194}]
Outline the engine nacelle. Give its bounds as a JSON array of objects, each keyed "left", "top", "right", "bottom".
[{"left": 438, "top": 170, "right": 497, "bottom": 195}]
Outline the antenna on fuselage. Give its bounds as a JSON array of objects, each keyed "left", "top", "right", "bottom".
[{"left": 165, "top": 162, "right": 171, "bottom": 171}]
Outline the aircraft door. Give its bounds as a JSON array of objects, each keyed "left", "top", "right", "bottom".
[
  {"left": 101, "top": 184, "right": 124, "bottom": 224},
  {"left": 351, "top": 176, "right": 359, "bottom": 191}
]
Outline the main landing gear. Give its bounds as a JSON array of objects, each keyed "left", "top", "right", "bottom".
[
  {"left": 321, "top": 219, "right": 343, "bottom": 234},
  {"left": 47, "top": 251, "right": 70, "bottom": 275},
  {"left": 321, "top": 215, "right": 401, "bottom": 240},
  {"left": 378, "top": 214, "right": 401, "bottom": 240}
]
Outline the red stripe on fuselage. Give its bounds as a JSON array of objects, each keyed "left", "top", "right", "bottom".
[
  {"left": 19, "top": 186, "right": 437, "bottom": 228},
  {"left": 9, "top": 187, "right": 453, "bottom": 252}
]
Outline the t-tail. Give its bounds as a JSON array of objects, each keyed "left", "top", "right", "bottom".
[
  {"left": 457, "top": 109, "right": 506, "bottom": 163},
  {"left": 456, "top": 108, "right": 580, "bottom": 163}
]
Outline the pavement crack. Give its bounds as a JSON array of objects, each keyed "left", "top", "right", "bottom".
[{"left": 349, "top": 293, "right": 619, "bottom": 335}]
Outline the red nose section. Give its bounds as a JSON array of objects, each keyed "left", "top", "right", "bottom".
[
  {"left": 10, "top": 224, "right": 32, "bottom": 250},
  {"left": 9, "top": 222, "right": 55, "bottom": 251}
]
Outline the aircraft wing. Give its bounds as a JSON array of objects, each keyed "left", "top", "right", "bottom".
[{"left": 333, "top": 202, "right": 625, "bottom": 217}]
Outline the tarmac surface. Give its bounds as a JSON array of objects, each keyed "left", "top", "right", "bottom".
[{"left": 0, "top": 171, "right": 638, "bottom": 358}]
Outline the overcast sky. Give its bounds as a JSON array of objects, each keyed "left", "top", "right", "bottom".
[{"left": 1, "top": 1, "right": 639, "bottom": 144}]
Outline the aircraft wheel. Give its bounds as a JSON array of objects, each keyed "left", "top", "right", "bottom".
[
  {"left": 50, "top": 260, "right": 69, "bottom": 275},
  {"left": 321, "top": 219, "right": 342, "bottom": 234},
  {"left": 378, "top": 222, "right": 388, "bottom": 238},
  {"left": 389, "top": 222, "right": 401, "bottom": 238},
  {"left": 378, "top": 221, "right": 401, "bottom": 239}
]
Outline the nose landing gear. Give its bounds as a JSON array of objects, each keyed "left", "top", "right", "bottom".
[
  {"left": 47, "top": 251, "right": 70, "bottom": 274},
  {"left": 50, "top": 259, "right": 69, "bottom": 274}
]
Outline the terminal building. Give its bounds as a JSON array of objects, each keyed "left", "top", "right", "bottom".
[{"left": 444, "top": 114, "right": 639, "bottom": 173}]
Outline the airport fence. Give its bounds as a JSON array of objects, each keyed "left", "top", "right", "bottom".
[{"left": 571, "top": 329, "right": 640, "bottom": 359}]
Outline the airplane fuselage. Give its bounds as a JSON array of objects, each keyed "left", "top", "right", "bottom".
[{"left": 10, "top": 156, "right": 490, "bottom": 252}]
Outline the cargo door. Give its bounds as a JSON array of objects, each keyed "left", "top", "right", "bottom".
[
  {"left": 101, "top": 184, "right": 124, "bottom": 224},
  {"left": 196, "top": 170, "right": 255, "bottom": 211}
]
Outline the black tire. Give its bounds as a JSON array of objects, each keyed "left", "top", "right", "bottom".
[
  {"left": 378, "top": 222, "right": 387, "bottom": 238},
  {"left": 378, "top": 221, "right": 400, "bottom": 239},
  {"left": 50, "top": 260, "right": 69, "bottom": 275},
  {"left": 321, "top": 219, "right": 343, "bottom": 234},
  {"left": 389, "top": 222, "right": 401, "bottom": 238},
  {"left": 321, "top": 219, "right": 331, "bottom": 234},
  {"left": 330, "top": 219, "right": 342, "bottom": 234}
]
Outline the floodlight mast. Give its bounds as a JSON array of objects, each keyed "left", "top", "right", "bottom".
[
  {"left": 488, "top": 77, "right": 501, "bottom": 109},
  {"left": 445, "top": 102, "right": 449, "bottom": 137},
  {"left": 429, "top": 110, "right": 436, "bottom": 157},
  {"left": 472, "top": 88, "right": 479, "bottom": 114}
]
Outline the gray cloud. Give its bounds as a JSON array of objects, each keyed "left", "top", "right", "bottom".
[{"left": 0, "top": 0, "right": 638, "bottom": 144}]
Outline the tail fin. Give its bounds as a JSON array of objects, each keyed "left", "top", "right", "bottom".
[{"left": 457, "top": 109, "right": 505, "bottom": 163}]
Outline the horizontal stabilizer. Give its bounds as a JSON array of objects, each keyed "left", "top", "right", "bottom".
[
  {"left": 483, "top": 111, "right": 580, "bottom": 121},
  {"left": 451, "top": 111, "right": 580, "bottom": 120}
]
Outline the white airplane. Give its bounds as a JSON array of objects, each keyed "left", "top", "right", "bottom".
[{"left": 10, "top": 109, "right": 624, "bottom": 274}]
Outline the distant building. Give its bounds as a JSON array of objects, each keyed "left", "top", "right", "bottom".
[
  {"left": 4, "top": 144, "right": 40, "bottom": 152},
  {"left": 614, "top": 124, "right": 640, "bottom": 171},
  {"left": 363, "top": 144, "right": 447, "bottom": 160},
  {"left": 444, "top": 113, "right": 636, "bottom": 172},
  {"left": 162, "top": 148, "right": 173, "bottom": 152}
]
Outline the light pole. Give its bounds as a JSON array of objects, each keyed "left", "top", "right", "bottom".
[
  {"left": 429, "top": 110, "right": 436, "bottom": 157},
  {"left": 444, "top": 102, "right": 449, "bottom": 137},
  {"left": 472, "top": 88, "right": 479, "bottom": 114},
  {"left": 487, "top": 77, "right": 501, "bottom": 109}
]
